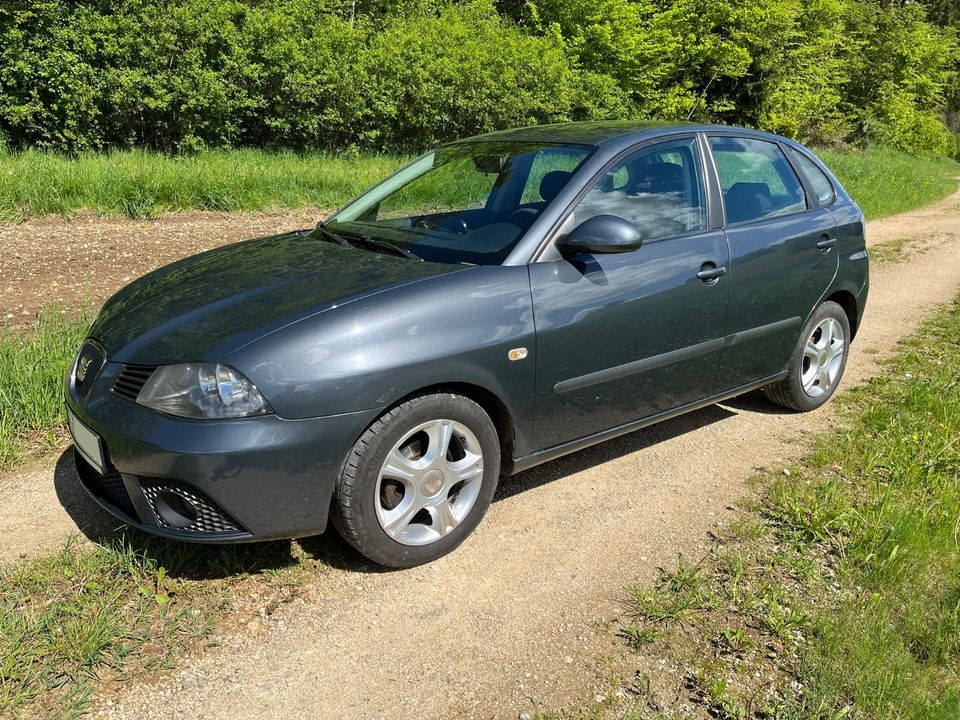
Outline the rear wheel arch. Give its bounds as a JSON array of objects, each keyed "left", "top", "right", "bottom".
[{"left": 825, "top": 290, "right": 859, "bottom": 340}]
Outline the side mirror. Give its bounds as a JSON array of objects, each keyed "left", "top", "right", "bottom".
[{"left": 556, "top": 215, "right": 642, "bottom": 255}]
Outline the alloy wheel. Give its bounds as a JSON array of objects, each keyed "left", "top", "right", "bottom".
[
  {"left": 375, "top": 419, "right": 484, "bottom": 546},
  {"left": 800, "top": 317, "right": 846, "bottom": 398}
]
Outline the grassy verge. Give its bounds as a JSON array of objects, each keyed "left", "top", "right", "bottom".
[
  {"left": 0, "top": 309, "right": 90, "bottom": 469},
  {"left": 538, "top": 295, "right": 960, "bottom": 719},
  {"left": 0, "top": 532, "right": 329, "bottom": 718},
  {"left": 0, "top": 148, "right": 405, "bottom": 221},
  {"left": 818, "top": 147, "right": 960, "bottom": 219},
  {"left": 0, "top": 146, "right": 956, "bottom": 222}
]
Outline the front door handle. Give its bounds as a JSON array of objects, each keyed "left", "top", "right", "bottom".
[
  {"left": 697, "top": 263, "right": 727, "bottom": 283},
  {"left": 816, "top": 235, "right": 838, "bottom": 252}
]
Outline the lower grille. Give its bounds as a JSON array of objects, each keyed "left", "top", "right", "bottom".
[
  {"left": 140, "top": 479, "right": 243, "bottom": 534},
  {"left": 75, "top": 452, "right": 138, "bottom": 520}
]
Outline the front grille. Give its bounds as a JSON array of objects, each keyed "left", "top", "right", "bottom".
[
  {"left": 72, "top": 340, "right": 106, "bottom": 401},
  {"left": 140, "top": 478, "right": 243, "bottom": 534},
  {"left": 75, "top": 452, "right": 139, "bottom": 519},
  {"left": 112, "top": 364, "right": 157, "bottom": 402}
]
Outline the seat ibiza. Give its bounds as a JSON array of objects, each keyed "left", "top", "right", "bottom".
[{"left": 66, "top": 122, "right": 868, "bottom": 567}]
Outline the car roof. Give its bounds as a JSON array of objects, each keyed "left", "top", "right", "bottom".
[{"left": 453, "top": 121, "right": 799, "bottom": 151}]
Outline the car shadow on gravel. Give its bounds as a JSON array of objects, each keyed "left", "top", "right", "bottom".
[
  {"left": 52, "top": 398, "right": 765, "bottom": 578},
  {"left": 720, "top": 389, "right": 790, "bottom": 415},
  {"left": 498, "top": 402, "right": 738, "bottom": 500},
  {"left": 52, "top": 448, "right": 125, "bottom": 542}
]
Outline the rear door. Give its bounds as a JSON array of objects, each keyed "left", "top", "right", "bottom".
[
  {"left": 529, "top": 135, "right": 731, "bottom": 450},
  {"left": 707, "top": 134, "right": 839, "bottom": 390}
]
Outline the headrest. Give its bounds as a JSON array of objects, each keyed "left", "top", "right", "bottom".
[{"left": 539, "top": 170, "right": 572, "bottom": 203}]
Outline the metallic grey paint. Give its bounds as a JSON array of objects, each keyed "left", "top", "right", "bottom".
[{"left": 65, "top": 122, "right": 869, "bottom": 544}]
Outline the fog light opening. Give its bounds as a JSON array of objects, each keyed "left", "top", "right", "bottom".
[{"left": 153, "top": 490, "right": 199, "bottom": 528}]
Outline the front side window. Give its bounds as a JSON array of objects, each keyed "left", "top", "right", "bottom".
[
  {"left": 709, "top": 137, "right": 807, "bottom": 225},
  {"left": 788, "top": 148, "right": 836, "bottom": 206},
  {"left": 324, "top": 141, "right": 593, "bottom": 265},
  {"left": 570, "top": 137, "right": 707, "bottom": 241}
]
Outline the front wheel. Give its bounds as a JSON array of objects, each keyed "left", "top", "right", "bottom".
[
  {"left": 332, "top": 392, "right": 500, "bottom": 568},
  {"left": 763, "top": 301, "right": 850, "bottom": 412}
]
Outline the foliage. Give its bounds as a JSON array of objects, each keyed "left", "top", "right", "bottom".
[{"left": 0, "top": 0, "right": 956, "bottom": 156}]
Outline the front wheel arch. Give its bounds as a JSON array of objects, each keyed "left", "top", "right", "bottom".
[{"left": 376, "top": 382, "right": 517, "bottom": 476}]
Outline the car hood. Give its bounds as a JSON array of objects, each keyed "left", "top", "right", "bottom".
[{"left": 91, "top": 231, "right": 464, "bottom": 365}]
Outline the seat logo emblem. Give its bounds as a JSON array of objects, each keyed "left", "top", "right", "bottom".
[{"left": 77, "top": 355, "right": 93, "bottom": 382}]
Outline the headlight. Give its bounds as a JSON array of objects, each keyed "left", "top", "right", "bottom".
[{"left": 136, "top": 363, "right": 273, "bottom": 419}]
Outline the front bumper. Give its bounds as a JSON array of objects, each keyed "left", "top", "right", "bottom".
[{"left": 67, "top": 360, "right": 380, "bottom": 542}]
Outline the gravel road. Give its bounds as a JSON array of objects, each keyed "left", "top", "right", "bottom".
[{"left": 3, "top": 189, "right": 959, "bottom": 718}]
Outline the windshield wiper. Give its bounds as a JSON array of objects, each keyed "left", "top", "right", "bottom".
[
  {"left": 347, "top": 235, "right": 423, "bottom": 262},
  {"left": 315, "top": 221, "right": 422, "bottom": 262},
  {"left": 314, "top": 222, "right": 352, "bottom": 247}
]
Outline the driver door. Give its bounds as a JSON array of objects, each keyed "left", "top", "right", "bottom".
[{"left": 529, "top": 136, "right": 731, "bottom": 449}]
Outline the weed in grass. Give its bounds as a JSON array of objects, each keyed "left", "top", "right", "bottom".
[
  {"left": 622, "top": 625, "right": 660, "bottom": 648},
  {"left": 627, "top": 555, "right": 715, "bottom": 626},
  {"left": 717, "top": 627, "right": 753, "bottom": 655}
]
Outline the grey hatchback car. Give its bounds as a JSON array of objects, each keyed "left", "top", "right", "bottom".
[{"left": 66, "top": 122, "right": 868, "bottom": 567}]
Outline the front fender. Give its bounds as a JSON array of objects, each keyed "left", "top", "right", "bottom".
[{"left": 227, "top": 264, "right": 536, "bottom": 453}]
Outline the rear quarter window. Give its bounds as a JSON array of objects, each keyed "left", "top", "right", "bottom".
[{"left": 788, "top": 148, "right": 836, "bottom": 206}]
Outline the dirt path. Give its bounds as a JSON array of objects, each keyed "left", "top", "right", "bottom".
[
  {"left": 3, "top": 189, "right": 960, "bottom": 718},
  {"left": 0, "top": 208, "right": 323, "bottom": 329}
]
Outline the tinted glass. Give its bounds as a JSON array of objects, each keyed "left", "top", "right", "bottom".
[
  {"left": 709, "top": 137, "right": 807, "bottom": 224},
  {"left": 571, "top": 137, "right": 707, "bottom": 241},
  {"left": 789, "top": 148, "right": 835, "bottom": 206},
  {"left": 326, "top": 142, "right": 593, "bottom": 265}
]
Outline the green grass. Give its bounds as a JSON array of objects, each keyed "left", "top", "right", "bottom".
[
  {"left": 0, "top": 309, "right": 91, "bottom": 469},
  {"left": 0, "top": 533, "right": 324, "bottom": 718},
  {"left": 0, "top": 148, "right": 406, "bottom": 221},
  {"left": 818, "top": 147, "right": 960, "bottom": 219},
  {"left": 538, "top": 295, "right": 960, "bottom": 720},
  {"left": 0, "top": 145, "right": 955, "bottom": 222},
  {"left": 770, "top": 298, "right": 960, "bottom": 718}
]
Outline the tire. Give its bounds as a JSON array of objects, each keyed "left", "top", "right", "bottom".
[
  {"left": 763, "top": 300, "right": 851, "bottom": 412},
  {"left": 332, "top": 392, "right": 500, "bottom": 568}
]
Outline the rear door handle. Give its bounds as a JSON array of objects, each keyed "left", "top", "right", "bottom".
[
  {"left": 816, "top": 235, "right": 838, "bottom": 252},
  {"left": 697, "top": 264, "right": 727, "bottom": 282}
]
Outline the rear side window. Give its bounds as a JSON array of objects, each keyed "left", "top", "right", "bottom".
[
  {"left": 788, "top": 148, "right": 836, "bottom": 206},
  {"left": 709, "top": 137, "right": 807, "bottom": 225}
]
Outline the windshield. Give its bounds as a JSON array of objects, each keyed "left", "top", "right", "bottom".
[{"left": 321, "top": 141, "right": 594, "bottom": 265}]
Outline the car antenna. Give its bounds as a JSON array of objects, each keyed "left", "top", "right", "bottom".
[{"left": 687, "top": 71, "right": 719, "bottom": 122}]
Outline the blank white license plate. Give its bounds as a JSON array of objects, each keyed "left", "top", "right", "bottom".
[{"left": 67, "top": 408, "right": 104, "bottom": 474}]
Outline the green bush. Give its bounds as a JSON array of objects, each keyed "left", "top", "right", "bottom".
[{"left": 0, "top": 0, "right": 957, "bottom": 155}]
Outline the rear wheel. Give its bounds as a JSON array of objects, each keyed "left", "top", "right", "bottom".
[
  {"left": 333, "top": 392, "right": 500, "bottom": 568},
  {"left": 763, "top": 301, "right": 850, "bottom": 412}
]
